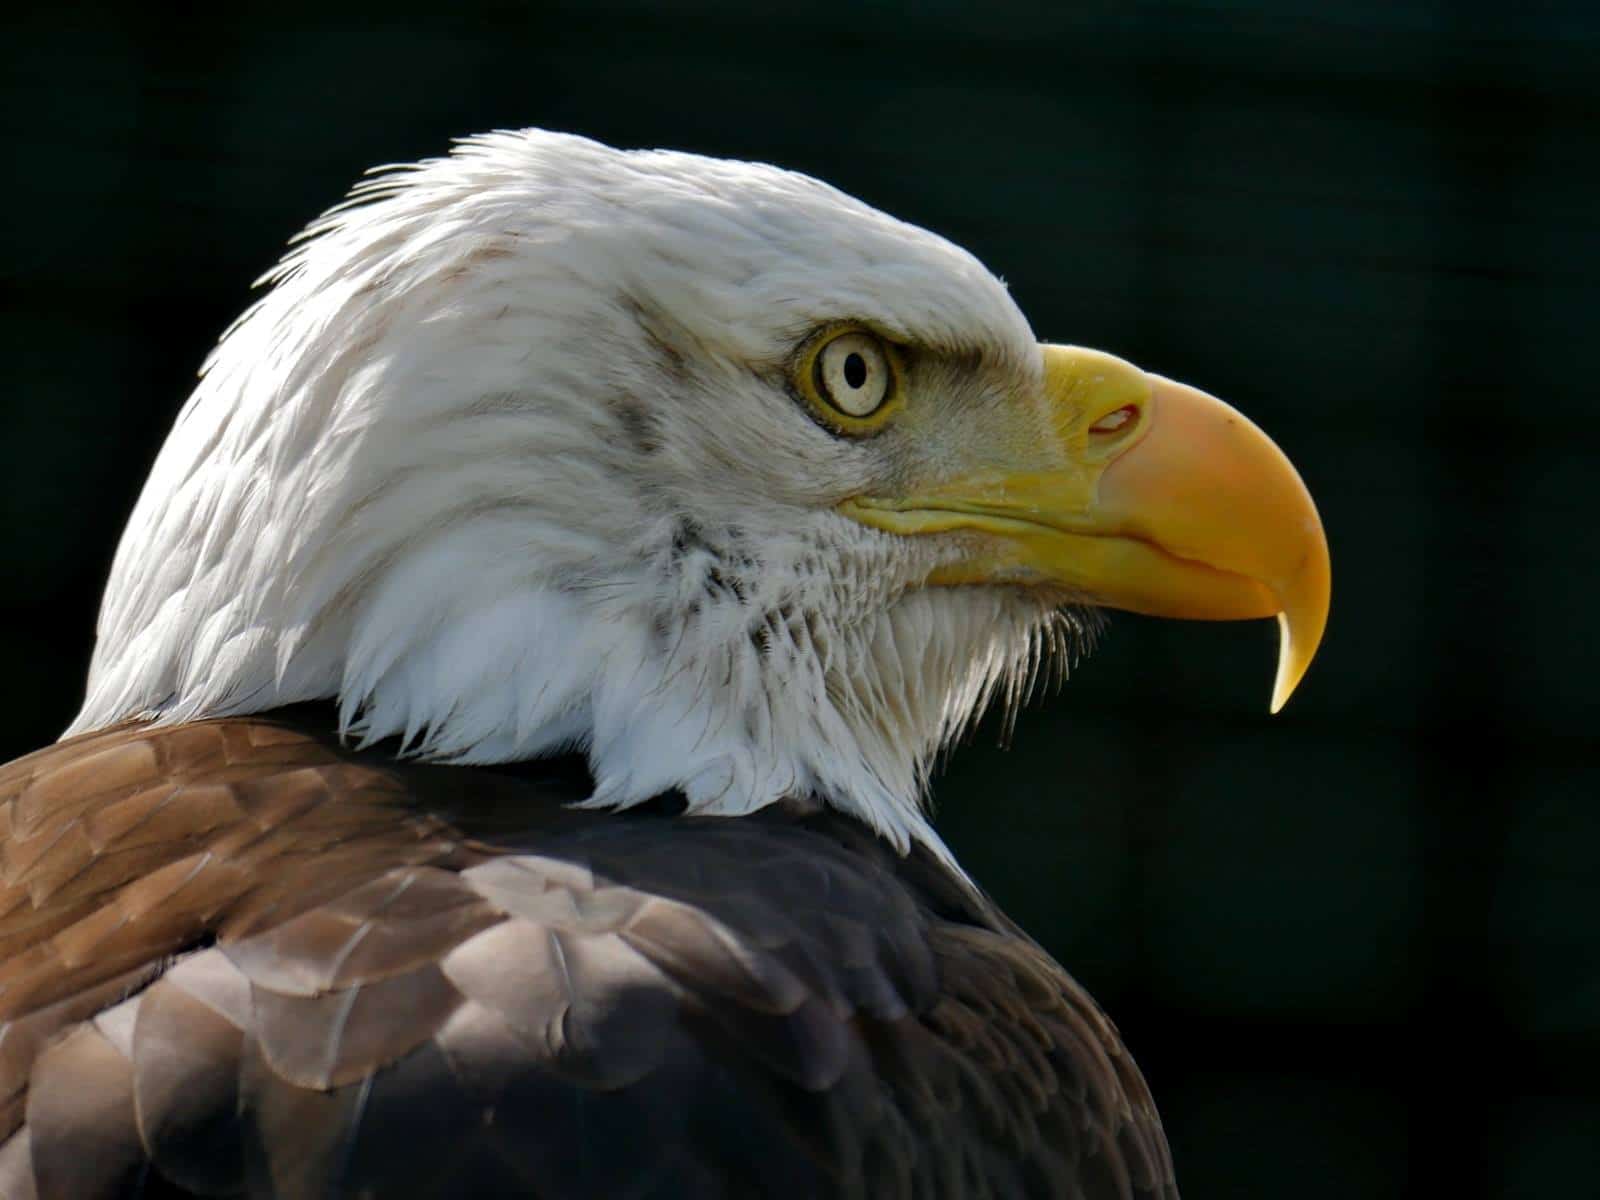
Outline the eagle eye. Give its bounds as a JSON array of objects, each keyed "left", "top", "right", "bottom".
[{"left": 797, "top": 328, "right": 903, "bottom": 433}]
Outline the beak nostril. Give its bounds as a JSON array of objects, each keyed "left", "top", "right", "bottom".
[{"left": 1089, "top": 405, "right": 1139, "bottom": 435}]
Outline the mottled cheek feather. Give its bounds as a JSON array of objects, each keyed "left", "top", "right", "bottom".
[{"left": 68, "top": 128, "right": 1059, "bottom": 863}]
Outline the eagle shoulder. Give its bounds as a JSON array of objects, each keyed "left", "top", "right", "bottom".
[{"left": 0, "top": 713, "right": 1175, "bottom": 1199}]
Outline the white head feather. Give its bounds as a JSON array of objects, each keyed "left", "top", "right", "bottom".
[{"left": 70, "top": 129, "right": 1085, "bottom": 858}]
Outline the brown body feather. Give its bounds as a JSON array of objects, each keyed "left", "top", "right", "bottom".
[{"left": 0, "top": 709, "right": 1175, "bottom": 1199}]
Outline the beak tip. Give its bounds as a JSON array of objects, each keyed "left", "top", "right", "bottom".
[
  {"left": 1268, "top": 607, "right": 1325, "bottom": 715},
  {"left": 1268, "top": 681, "right": 1291, "bottom": 715}
]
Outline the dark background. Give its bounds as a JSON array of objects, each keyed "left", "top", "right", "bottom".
[{"left": 3, "top": 1, "right": 1597, "bottom": 1195}]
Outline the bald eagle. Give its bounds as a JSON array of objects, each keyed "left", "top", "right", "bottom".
[{"left": 0, "top": 131, "right": 1328, "bottom": 1198}]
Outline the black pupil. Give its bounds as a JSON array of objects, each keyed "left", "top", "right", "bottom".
[{"left": 843, "top": 352, "right": 868, "bottom": 389}]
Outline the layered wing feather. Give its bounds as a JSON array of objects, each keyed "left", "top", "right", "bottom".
[{"left": 0, "top": 712, "right": 1175, "bottom": 1199}]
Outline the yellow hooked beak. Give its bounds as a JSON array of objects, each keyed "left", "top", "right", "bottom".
[{"left": 840, "top": 345, "right": 1331, "bottom": 712}]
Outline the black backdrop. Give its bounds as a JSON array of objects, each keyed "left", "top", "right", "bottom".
[{"left": 3, "top": 2, "right": 1597, "bottom": 1195}]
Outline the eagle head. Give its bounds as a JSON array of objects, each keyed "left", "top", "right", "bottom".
[{"left": 70, "top": 130, "right": 1329, "bottom": 855}]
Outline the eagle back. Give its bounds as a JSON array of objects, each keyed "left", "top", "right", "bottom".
[{"left": 0, "top": 712, "right": 1175, "bottom": 1199}]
